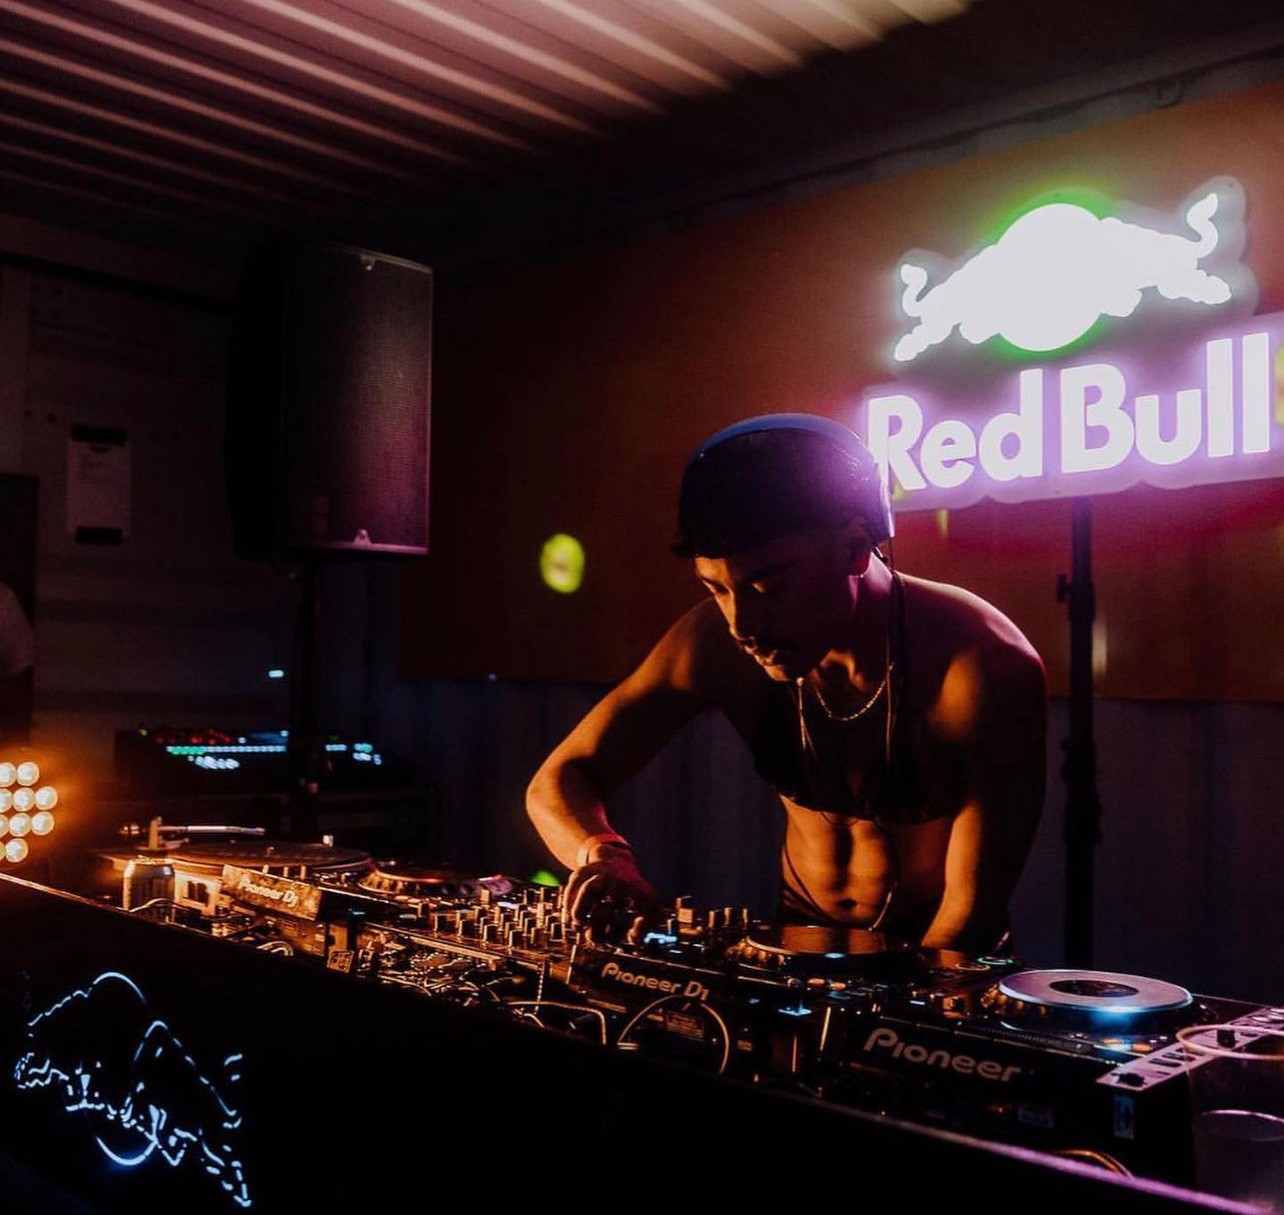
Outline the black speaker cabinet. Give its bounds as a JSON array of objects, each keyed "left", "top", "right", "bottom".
[{"left": 226, "top": 240, "right": 432, "bottom": 559}]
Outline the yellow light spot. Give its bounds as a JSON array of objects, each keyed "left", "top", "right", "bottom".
[
  {"left": 935, "top": 509, "right": 949, "bottom": 540},
  {"left": 9, "top": 813, "right": 31, "bottom": 837},
  {"left": 34, "top": 786, "right": 57, "bottom": 811},
  {"left": 5, "top": 838, "right": 28, "bottom": 863},
  {"left": 15, "top": 761, "right": 38, "bottom": 786},
  {"left": 540, "top": 533, "right": 585, "bottom": 594},
  {"left": 0, "top": 763, "right": 13, "bottom": 787},
  {"left": 12, "top": 788, "right": 34, "bottom": 812},
  {"left": 30, "top": 811, "right": 54, "bottom": 836}
]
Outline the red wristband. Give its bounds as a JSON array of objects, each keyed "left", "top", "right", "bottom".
[{"left": 575, "top": 832, "right": 632, "bottom": 868}]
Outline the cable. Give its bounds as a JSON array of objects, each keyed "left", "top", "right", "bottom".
[
  {"left": 504, "top": 1002, "right": 608, "bottom": 1044},
  {"left": 616, "top": 995, "right": 731, "bottom": 1075}
]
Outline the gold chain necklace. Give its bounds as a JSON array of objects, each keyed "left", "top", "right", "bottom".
[{"left": 805, "top": 666, "right": 892, "bottom": 724}]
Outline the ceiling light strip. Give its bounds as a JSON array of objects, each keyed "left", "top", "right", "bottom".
[
  {"left": 513, "top": 0, "right": 728, "bottom": 89},
  {"left": 376, "top": 0, "right": 661, "bottom": 113},
  {"left": 0, "top": 38, "right": 429, "bottom": 182},
  {"left": 0, "top": 0, "right": 479, "bottom": 166},
  {"left": 230, "top": 0, "right": 600, "bottom": 132},
  {"left": 887, "top": 0, "right": 969, "bottom": 23},
  {"left": 0, "top": 149, "right": 262, "bottom": 217},
  {"left": 0, "top": 112, "right": 302, "bottom": 202},
  {"left": 87, "top": 0, "right": 540, "bottom": 150},
  {"left": 0, "top": 76, "right": 365, "bottom": 190},
  {"left": 652, "top": 0, "right": 803, "bottom": 70},
  {"left": 753, "top": 0, "right": 879, "bottom": 50}
]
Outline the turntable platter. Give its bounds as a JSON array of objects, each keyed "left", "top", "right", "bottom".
[
  {"left": 359, "top": 862, "right": 513, "bottom": 900},
  {"left": 735, "top": 924, "right": 915, "bottom": 975},
  {"left": 169, "top": 839, "right": 372, "bottom": 877},
  {"left": 988, "top": 969, "right": 1194, "bottom": 1032}
]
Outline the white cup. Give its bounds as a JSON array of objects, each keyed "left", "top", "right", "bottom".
[{"left": 1177, "top": 1023, "right": 1284, "bottom": 1212}]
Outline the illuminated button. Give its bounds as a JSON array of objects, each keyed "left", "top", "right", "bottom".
[
  {"left": 0, "top": 790, "right": 11, "bottom": 812},
  {"left": 9, "top": 813, "right": 31, "bottom": 837},
  {"left": 0, "top": 815, "right": 7, "bottom": 837},
  {"left": 12, "top": 787, "right": 34, "bottom": 812},
  {"left": 34, "top": 786, "right": 57, "bottom": 810},
  {"left": 5, "top": 837, "right": 28, "bottom": 863},
  {"left": 15, "top": 762, "right": 38, "bottom": 786},
  {"left": 30, "top": 811, "right": 54, "bottom": 836},
  {"left": 0, "top": 763, "right": 13, "bottom": 786}
]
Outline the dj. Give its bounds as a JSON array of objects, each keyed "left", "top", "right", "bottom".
[{"left": 526, "top": 414, "right": 1046, "bottom": 954}]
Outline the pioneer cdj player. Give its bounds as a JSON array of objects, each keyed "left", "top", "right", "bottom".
[{"left": 68, "top": 826, "right": 1283, "bottom": 1196}]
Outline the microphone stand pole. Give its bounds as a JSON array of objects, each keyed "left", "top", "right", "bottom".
[{"left": 1057, "top": 497, "right": 1102, "bottom": 969}]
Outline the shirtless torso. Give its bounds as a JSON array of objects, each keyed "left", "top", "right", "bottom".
[{"left": 526, "top": 520, "right": 1047, "bottom": 953}]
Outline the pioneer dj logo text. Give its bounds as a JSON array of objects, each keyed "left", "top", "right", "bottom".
[
  {"left": 599, "top": 961, "right": 709, "bottom": 1001},
  {"left": 234, "top": 876, "right": 298, "bottom": 907},
  {"left": 862, "top": 1026, "right": 1023, "bottom": 1081}
]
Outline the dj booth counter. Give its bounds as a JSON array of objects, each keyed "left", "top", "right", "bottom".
[{"left": 0, "top": 871, "right": 1263, "bottom": 1215}]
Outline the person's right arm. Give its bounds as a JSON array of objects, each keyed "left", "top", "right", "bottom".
[{"left": 526, "top": 602, "right": 744, "bottom": 940}]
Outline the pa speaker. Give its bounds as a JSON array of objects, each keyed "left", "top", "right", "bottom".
[{"left": 226, "top": 240, "right": 433, "bottom": 559}]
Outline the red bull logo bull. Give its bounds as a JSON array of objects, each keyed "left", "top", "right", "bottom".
[
  {"left": 12, "top": 971, "right": 252, "bottom": 1209},
  {"left": 891, "top": 177, "right": 1250, "bottom": 363}
]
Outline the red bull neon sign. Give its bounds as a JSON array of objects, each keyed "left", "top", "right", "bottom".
[{"left": 857, "top": 178, "right": 1280, "bottom": 508}]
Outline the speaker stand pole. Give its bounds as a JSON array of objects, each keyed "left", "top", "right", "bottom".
[
  {"left": 1056, "top": 497, "right": 1102, "bottom": 969},
  {"left": 285, "top": 555, "right": 323, "bottom": 841}
]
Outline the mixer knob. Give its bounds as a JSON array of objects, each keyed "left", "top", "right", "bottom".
[
  {"left": 548, "top": 921, "right": 564, "bottom": 942},
  {"left": 706, "top": 910, "right": 720, "bottom": 931},
  {"left": 674, "top": 896, "right": 696, "bottom": 927},
  {"left": 506, "top": 928, "right": 521, "bottom": 949}
]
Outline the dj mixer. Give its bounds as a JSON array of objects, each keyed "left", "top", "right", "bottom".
[{"left": 71, "top": 828, "right": 1284, "bottom": 1194}]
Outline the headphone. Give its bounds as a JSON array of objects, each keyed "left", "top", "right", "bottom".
[{"left": 687, "top": 413, "right": 895, "bottom": 547}]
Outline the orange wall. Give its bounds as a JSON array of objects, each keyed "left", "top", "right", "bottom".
[{"left": 405, "top": 79, "right": 1284, "bottom": 700}]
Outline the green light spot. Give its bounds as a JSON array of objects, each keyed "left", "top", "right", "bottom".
[
  {"left": 540, "top": 533, "right": 585, "bottom": 594},
  {"left": 530, "top": 869, "right": 561, "bottom": 887},
  {"left": 981, "top": 185, "right": 1114, "bottom": 248}
]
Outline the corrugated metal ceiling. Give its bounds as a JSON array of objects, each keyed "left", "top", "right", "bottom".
[{"left": 1, "top": 0, "right": 1282, "bottom": 273}]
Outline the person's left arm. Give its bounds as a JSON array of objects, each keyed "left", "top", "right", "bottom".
[{"left": 921, "top": 638, "right": 1047, "bottom": 952}]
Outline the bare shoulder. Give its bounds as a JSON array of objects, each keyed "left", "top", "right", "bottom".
[
  {"left": 900, "top": 573, "right": 1041, "bottom": 665},
  {"left": 898, "top": 573, "right": 1046, "bottom": 741},
  {"left": 642, "top": 599, "right": 762, "bottom": 692}
]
